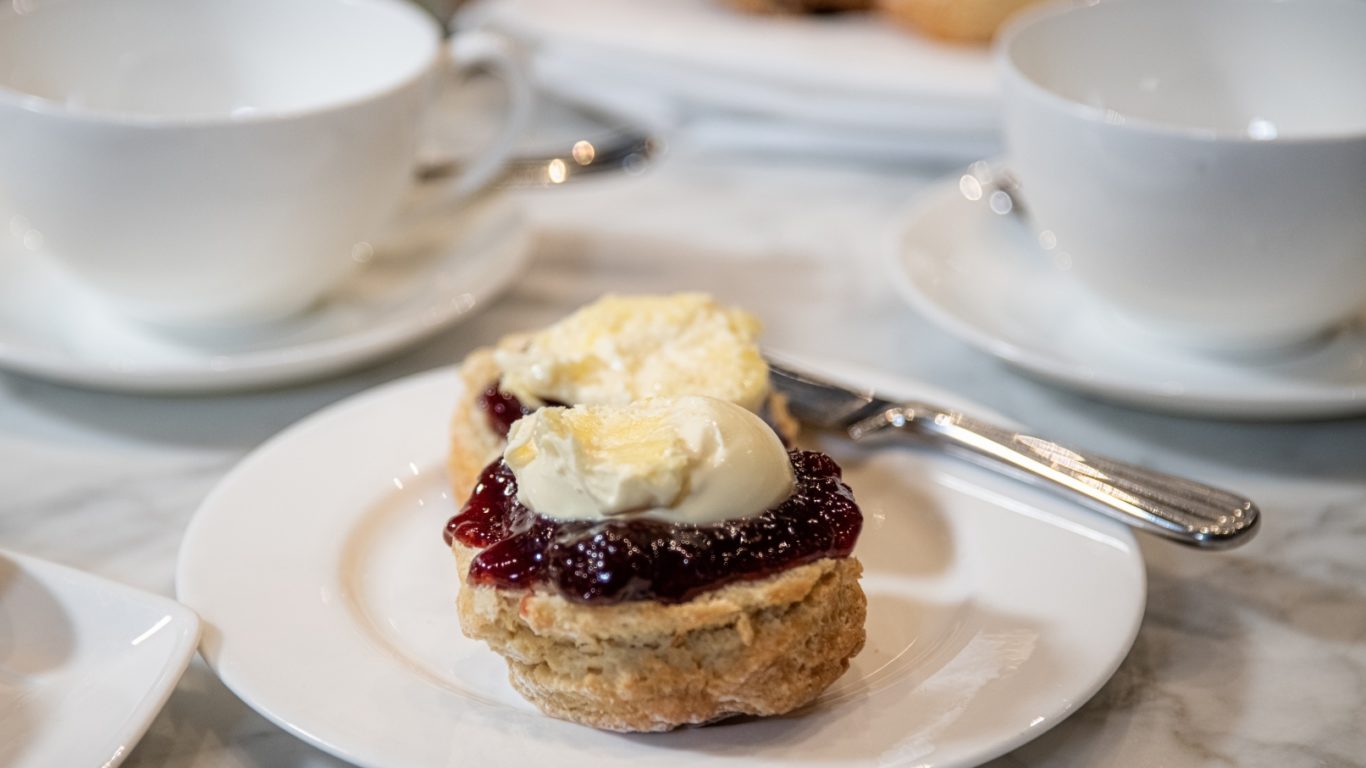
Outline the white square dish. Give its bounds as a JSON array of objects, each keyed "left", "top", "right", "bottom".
[{"left": 0, "top": 549, "right": 200, "bottom": 768}]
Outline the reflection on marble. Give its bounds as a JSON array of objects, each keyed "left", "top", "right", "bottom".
[{"left": 1, "top": 153, "right": 1364, "bottom": 767}]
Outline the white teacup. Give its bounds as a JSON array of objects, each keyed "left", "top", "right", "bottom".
[
  {"left": 0, "top": 0, "right": 529, "bottom": 330},
  {"left": 998, "top": 0, "right": 1366, "bottom": 353}
]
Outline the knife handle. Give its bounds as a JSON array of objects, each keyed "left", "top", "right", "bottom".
[{"left": 849, "top": 404, "right": 1259, "bottom": 549}]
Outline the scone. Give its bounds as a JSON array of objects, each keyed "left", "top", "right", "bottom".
[
  {"left": 444, "top": 397, "right": 866, "bottom": 732},
  {"left": 448, "top": 293, "right": 798, "bottom": 502},
  {"left": 878, "top": 0, "right": 1044, "bottom": 42}
]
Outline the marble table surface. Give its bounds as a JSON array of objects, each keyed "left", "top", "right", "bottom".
[{"left": 2, "top": 149, "right": 1364, "bottom": 768}]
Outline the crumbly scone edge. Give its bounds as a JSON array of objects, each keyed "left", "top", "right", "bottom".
[
  {"left": 447, "top": 346, "right": 506, "bottom": 503},
  {"left": 453, "top": 548, "right": 867, "bottom": 732}
]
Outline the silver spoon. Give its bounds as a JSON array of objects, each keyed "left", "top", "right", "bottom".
[{"left": 417, "top": 129, "right": 661, "bottom": 189}]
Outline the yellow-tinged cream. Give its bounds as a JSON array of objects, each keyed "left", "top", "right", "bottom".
[
  {"left": 504, "top": 396, "right": 793, "bottom": 524},
  {"left": 493, "top": 293, "right": 770, "bottom": 412}
]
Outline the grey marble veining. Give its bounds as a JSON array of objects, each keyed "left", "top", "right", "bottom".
[{"left": 1, "top": 153, "right": 1364, "bottom": 767}]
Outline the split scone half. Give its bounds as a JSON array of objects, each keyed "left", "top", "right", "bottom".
[
  {"left": 448, "top": 293, "right": 798, "bottom": 502},
  {"left": 444, "top": 396, "right": 866, "bottom": 732}
]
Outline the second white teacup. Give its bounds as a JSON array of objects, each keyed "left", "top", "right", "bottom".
[
  {"left": 999, "top": 0, "right": 1366, "bottom": 353},
  {"left": 0, "top": 0, "right": 528, "bottom": 330}
]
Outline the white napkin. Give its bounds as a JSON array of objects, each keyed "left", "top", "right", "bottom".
[{"left": 460, "top": 0, "right": 1002, "bottom": 164}]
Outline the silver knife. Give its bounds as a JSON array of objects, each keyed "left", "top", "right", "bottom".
[{"left": 768, "top": 360, "right": 1259, "bottom": 549}]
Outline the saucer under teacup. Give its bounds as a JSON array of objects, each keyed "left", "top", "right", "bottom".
[
  {"left": 888, "top": 174, "right": 1366, "bottom": 419},
  {"left": 0, "top": 192, "right": 530, "bottom": 394}
]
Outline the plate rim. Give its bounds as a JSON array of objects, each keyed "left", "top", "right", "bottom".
[
  {"left": 777, "top": 356, "right": 1148, "bottom": 766},
  {"left": 176, "top": 361, "right": 1146, "bottom": 768},
  {"left": 887, "top": 174, "right": 1366, "bottom": 419}
]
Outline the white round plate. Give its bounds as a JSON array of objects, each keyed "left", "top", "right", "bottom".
[
  {"left": 889, "top": 174, "right": 1366, "bottom": 419},
  {"left": 0, "top": 193, "right": 530, "bottom": 393},
  {"left": 177, "top": 360, "right": 1145, "bottom": 768}
]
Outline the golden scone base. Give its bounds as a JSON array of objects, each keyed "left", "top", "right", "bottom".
[{"left": 453, "top": 542, "right": 866, "bottom": 733}]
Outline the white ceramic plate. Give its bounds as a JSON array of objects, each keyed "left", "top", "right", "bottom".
[
  {"left": 0, "top": 549, "right": 200, "bottom": 768},
  {"left": 177, "top": 360, "right": 1145, "bottom": 768},
  {"left": 0, "top": 192, "right": 530, "bottom": 394},
  {"left": 468, "top": 0, "right": 998, "bottom": 140},
  {"left": 889, "top": 173, "right": 1366, "bottom": 418}
]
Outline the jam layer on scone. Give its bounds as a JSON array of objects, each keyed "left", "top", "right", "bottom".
[{"left": 444, "top": 450, "right": 862, "bottom": 605}]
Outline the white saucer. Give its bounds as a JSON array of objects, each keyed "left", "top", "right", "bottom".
[
  {"left": 0, "top": 192, "right": 531, "bottom": 394},
  {"left": 177, "top": 360, "right": 1144, "bottom": 768},
  {"left": 0, "top": 548, "right": 200, "bottom": 768},
  {"left": 889, "top": 174, "right": 1366, "bottom": 419}
]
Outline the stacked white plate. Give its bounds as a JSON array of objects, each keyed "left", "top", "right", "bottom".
[{"left": 462, "top": 0, "right": 1000, "bottom": 163}]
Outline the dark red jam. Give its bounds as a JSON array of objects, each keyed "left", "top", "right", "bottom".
[
  {"left": 443, "top": 450, "right": 861, "bottom": 605},
  {"left": 477, "top": 383, "right": 570, "bottom": 437},
  {"left": 476, "top": 384, "right": 528, "bottom": 437}
]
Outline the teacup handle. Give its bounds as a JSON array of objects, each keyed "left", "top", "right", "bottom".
[{"left": 436, "top": 30, "right": 534, "bottom": 198}]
